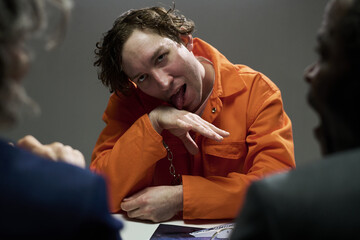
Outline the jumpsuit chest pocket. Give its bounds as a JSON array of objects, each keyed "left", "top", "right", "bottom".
[{"left": 202, "top": 139, "right": 247, "bottom": 176}]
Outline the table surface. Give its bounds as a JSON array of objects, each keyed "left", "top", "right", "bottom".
[{"left": 113, "top": 214, "right": 231, "bottom": 240}]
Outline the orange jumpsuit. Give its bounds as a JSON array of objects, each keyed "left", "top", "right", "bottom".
[{"left": 91, "top": 38, "right": 295, "bottom": 220}]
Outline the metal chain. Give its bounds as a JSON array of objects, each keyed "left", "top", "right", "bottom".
[{"left": 163, "top": 141, "right": 182, "bottom": 185}]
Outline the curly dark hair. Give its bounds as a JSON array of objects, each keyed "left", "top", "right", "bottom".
[{"left": 94, "top": 6, "right": 195, "bottom": 95}]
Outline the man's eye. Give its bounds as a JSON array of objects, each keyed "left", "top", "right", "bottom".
[
  {"left": 138, "top": 74, "right": 147, "bottom": 83},
  {"left": 157, "top": 53, "right": 166, "bottom": 63}
]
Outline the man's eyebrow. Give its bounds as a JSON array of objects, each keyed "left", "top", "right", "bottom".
[
  {"left": 129, "top": 72, "right": 139, "bottom": 81},
  {"left": 129, "top": 46, "right": 164, "bottom": 81},
  {"left": 151, "top": 46, "right": 164, "bottom": 63}
]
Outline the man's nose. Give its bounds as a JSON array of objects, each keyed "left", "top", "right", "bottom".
[
  {"left": 152, "top": 69, "right": 172, "bottom": 90},
  {"left": 304, "top": 62, "right": 317, "bottom": 84}
]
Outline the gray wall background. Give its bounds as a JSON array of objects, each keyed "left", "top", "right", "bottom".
[{"left": 3, "top": 0, "right": 328, "bottom": 167}]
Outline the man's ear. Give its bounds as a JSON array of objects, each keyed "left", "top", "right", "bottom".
[{"left": 180, "top": 34, "right": 193, "bottom": 51}]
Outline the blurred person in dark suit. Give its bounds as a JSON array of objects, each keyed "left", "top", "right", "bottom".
[
  {"left": 0, "top": 0, "right": 122, "bottom": 239},
  {"left": 230, "top": 0, "right": 360, "bottom": 239}
]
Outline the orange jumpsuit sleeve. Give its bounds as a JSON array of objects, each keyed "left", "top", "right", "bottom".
[
  {"left": 90, "top": 94, "right": 166, "bottom": 212},
  {"left": 182, "top": 79, "right": 295, "bottom": 219}
]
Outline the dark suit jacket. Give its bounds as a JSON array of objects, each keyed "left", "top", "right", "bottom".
[
  {"left": 230, "top": 148, "right": 360, "bottom": 240},
  {"left": 0, "top": 139, "right": 123, "bottom": 239}
]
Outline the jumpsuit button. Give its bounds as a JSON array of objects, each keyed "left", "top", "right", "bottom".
[{"left": 211, "top": 107, "right": 216, "bottom": 113}]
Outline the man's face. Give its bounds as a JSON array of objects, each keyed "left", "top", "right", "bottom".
[
  {"left": 0, "top": 41, "right": 38, "bottom": 127},
  {"left": 7, "top": 41, "right": 30, "bottom": 82},
  {"left": 304, "top": 0, "right": 350, "bottom": 154},
  {"left": 121, "top": 29, "right": 205, "bottom": 112}
]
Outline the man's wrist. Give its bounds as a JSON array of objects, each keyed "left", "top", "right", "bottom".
[
  {"left": 174, "top": 185, "right": 184, "bottom": 212},
  {"left": 149, "top": 110, "right": 163, "bottom": 134}
]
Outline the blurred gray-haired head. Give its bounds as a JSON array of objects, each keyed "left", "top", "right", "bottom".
[{"left": 0, "top": 0, "right": 72, "bottom": 129}]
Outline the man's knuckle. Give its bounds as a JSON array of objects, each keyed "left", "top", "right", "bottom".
[
  {"left": 17, "top": 135, "right": 33, "bottom": 145},
  {"left": 51, "top": 142, "right": 64, "bottom": 148},
  {"left": 44, "top": 147, "right": 56, "bottom": 160},
  {"left": 127, "top": 211, "right": 134, "bottom": 218},
  {"left": 22, "top": 135, "right": 34, "bottom": 142},
  {"left": 139, "top": 196, "right": 149, "bottom": 205}
]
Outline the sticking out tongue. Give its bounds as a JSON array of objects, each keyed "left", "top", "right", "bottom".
[{"left": 171, "top": 84, "right": 186, "bottom": 110}]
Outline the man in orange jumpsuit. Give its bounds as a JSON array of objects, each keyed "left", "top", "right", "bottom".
[{"left": 91, "top": 6, "right": 296, "bottom": 222}]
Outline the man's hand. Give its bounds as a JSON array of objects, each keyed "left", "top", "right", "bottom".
[
  {"left": 149, "top": 106, "right": 230, "bottom": 154},
  {"left": 120, "top": 185, "right": 183, "bottom": 223},
  {"left": 17, "top": 135, "right": 86, "bottom": 168}
]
